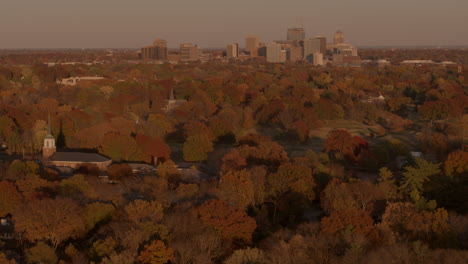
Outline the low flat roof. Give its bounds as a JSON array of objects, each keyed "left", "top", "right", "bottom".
[{"left": 50, "top": 152, "right": 110, "bottom": 163}]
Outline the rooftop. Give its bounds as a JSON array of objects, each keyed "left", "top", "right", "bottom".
[{"left": 50, "top": 152, "right": 110, "bottom": 163}]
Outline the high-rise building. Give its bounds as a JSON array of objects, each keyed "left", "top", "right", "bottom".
[
  {"left": 303, "top": 38, "right": 321, "bottom": 61},
  {"left": 315, "top": 36, "right": 327, "bottom": 54},
  {"left": 333, "top": 43, "right": 358, "bottom": 56},
  {"left": 226, "top": 43, "right": 239, "bottom": 59},
  {"left": 179, "top": 43, "right": 200, "bottom": 61},
  {"left": 334, "top": 30, "right": 345, "bottom": 44},
  {"left": 287, "top": 46, "right": 303, "bottom": 62},
  {"left": 245, "top": 36, "right": 259, "bottom": 56},
  {"left": 140, "top": 38, "right": 168, "bottom": 61},
  {"left": 153, "top": 39, "right": 167, "bottom": 47},
  {"left": 266, "top": 43, "right": 284, "bottom": 63},
  {"left": 312, "top": 52, "right": 324, "bottom": 66},
  {"left": 287, "top": 28, "right": 305, "bottom": 42}
]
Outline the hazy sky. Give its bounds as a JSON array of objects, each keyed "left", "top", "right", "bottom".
[{"left": 1, "top": 0, "right": 467, "bottom": 48}]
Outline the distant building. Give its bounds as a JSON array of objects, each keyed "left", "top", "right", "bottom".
[
  {"left": 57, "top": 76, "right": 105, "bottom": 86},
  {"left": 315, "top": 36, "right": 327, "bottom": 54},
  {"left": 43, "top": 115, "right": 111, "bottom": 171},
  {"left": 333, "top": 43, "right": 358, "bottom": 56},
  {"left": 401, "top": 60, "right": 434, "bottom": 65},
  {"left": 0, "top": 217, "right": 21, "bottom": 240},
  {"left": 258, "top": 46, "right": 267, "bottom": 57},
  {"left": 334, "top": 30, "right": 345, "bottom": 44},
  {"left": 266, "top": 43, "right": 285, "bottom": 63},
  {"left": 245, "top": 36, "right": 260, "bottom": 56},
  {"left": 303, "top": 38, "right": 321, "bottom": 61},
  {"left": 378, "top": 59, "right": 391, "bottom": 68},
  {"left": 180, "top": 43, "right": 200, "bottom": 61},
  {"left": 226, "top": 43, "right": 239, "bottom": 59},
  {"left": 141, "top": 38, "right": 168, "bottom": 61},
  {"left": 287, "top": 28, "right": 305, "bottom": 42},
  {"left": 312, "top": 52, "right": 324, "bottom": 66},
  {"left": 287, "top": 46, "right": 303, "bottom": 62}
]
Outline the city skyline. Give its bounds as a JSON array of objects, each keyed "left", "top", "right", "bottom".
[{"left": 1, "top": 0, "right": 468, "bottom": 49}]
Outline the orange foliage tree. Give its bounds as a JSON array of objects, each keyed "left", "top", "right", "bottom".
[
  {"left": 13, "top": 198, "right": 86, "bottom": 249},
  {"left": 138, "top": 240, "right": 173, "bottom": 264},
  {"left": 0, "top": 181, "right": 22, "bottom": 216},
  {"left": 195, "top": 199, "right": 257, "bottom": 244},
  {"left": 321, "top": 209, "right": 374, "bottom": 237}
]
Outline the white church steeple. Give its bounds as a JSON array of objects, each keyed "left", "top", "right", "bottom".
[{"left": 43, "top": 113, "right": 56, "bottom": 160}]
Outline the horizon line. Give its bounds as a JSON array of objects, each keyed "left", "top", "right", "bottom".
[{"left": 1, "top": 44, "right": 468, "bottom": 51}]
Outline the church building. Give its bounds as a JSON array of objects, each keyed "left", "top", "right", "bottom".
[{"left": 43, "top": 115, "right": 111, "bottom": 171}]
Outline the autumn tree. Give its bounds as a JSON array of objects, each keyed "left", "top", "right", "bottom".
[
  {"left": 218, "top": 170, "right": 254, "bottom": 208},
  {"left": 195, "top": 199, "right": 257, "bottom": 244},
  {"left": 321, "top": 179, "right": 382, "bottom": 214},
  {"left": 0, "top": 253, "right": 16, "bottom": 264},
  {"left": 381, "top": 202, "right": 449, "bottom": 240},
  {"left": 155, "top": 160, "right": 180, "bottom": 185},
  {"left": 221, "top": 149, "right": 247, "bottom": 174},
  {"left": 444, "top": 150, "right": 468, "bottom": 178},
  {"left": 125, "top": 199, "right": 164, "bottom": 225},
  {"left": 107, "top": 164, "right": 133, "bottom": 181},
  {"left": 268, "top": 162, "right": 316, "bottom": 202},
  {"left": 100, "top": 132, "right": 143, "bottom": 161},
  {"left": 224, "top": 248, "right": 267, "bottom": 264},
  {"left": 138, "top": 240, "right": 174, "bottom": 264},
  {"left": 237, "top": 134, "right": 288, "bottom": 168},
  {"left": 377, "top": 167, "right": 399, "bottom": 201},
  {"left": 0, "top": 181, "right": 22, "bottom": 216},
  {"left": 25, "top": 242, "right": 58, "bottom": 264},
  {"left": 13, "top": 198, "right": 86, "bottom": 249},
  {"left": 324, "top": 129, "right": 359, "bottom": 161},
  {"left": 183, "top": 121, "right": 215, "bottom": 142},
  {"left": 136, "top": 134, "right": 171, "bottom": 164},
  {"left": 321, "top": 209, "right": 374, "bottom": 238}
]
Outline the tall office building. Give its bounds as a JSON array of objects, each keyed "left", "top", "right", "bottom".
[
  {"left": 179, "top": 43, "right": 199, "bottom": 61},
  {"left": 303, "top": 38, "right": 321, "bottom": 61},
  {"left": 334, "top": 30, "right": 345, "bottom": 44},
  {"left": 266, "top": 43, "right": 285, "bottom": 63},
  {"left": 287, "top": 46, "right": 303, "bottom": 62},
  {"left": 140, "top": 38, "right": 168, "bottom": 60},
  {"left": 245, "top": 36, "right": 260, "bottom": 56},
  {"left": 312, "top": 52, "right": 324, "bottom": 66},
  {"left": 226, "top": 43, "right": 239, "bottom": 59},
  {"left": 315, "top": 36, "right": 327, "bottom": 54},
  {"left": 153, "top": 39, "right": 167, "bottom": 47},
  {"left": 287, "top": 28, "right": 305, "bottom": 42}
]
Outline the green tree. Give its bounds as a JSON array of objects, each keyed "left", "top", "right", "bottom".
[
  {"left": 183, "top": 134, "right": 213, "bottom": 162},
  {"left": 58, "top": 174, "right": 97, "bottom": 199},
  {"left": 83, "top": 202, "right": 115, "bottom": 230},
  {"left": 400, "top": 158, "right": 441, "bottom": 195}
]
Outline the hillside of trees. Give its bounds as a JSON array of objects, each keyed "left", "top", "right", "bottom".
[{"left": 0, "top": 50, "right": 467, "bottom": 263}]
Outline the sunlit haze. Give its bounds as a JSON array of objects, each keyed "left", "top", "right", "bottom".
[{"left": 1, "top": 0, "right": 467, "bottom": 48}]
